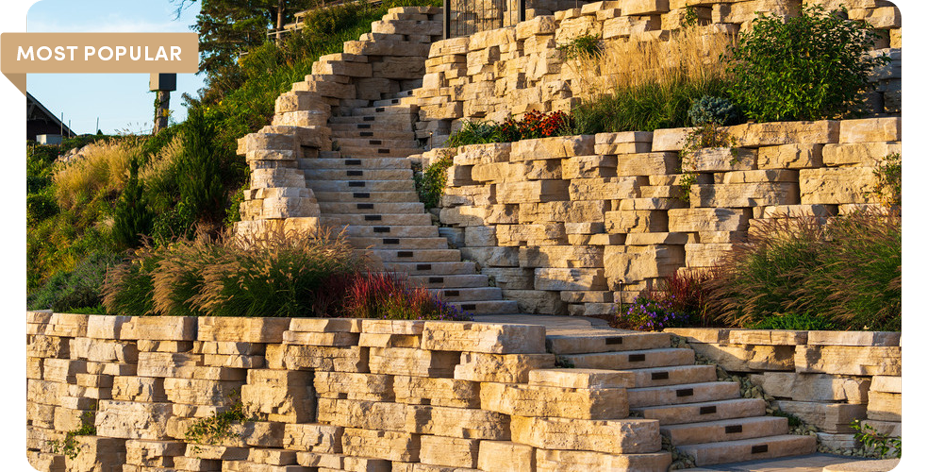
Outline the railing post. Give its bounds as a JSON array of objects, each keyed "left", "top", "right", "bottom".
[{"left": 443, "top": 0, "right": 452, "bottom": 39}]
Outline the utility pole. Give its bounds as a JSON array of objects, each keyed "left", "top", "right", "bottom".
[{"left": 150, "top": 73, "right": 177, "bottom": 134}]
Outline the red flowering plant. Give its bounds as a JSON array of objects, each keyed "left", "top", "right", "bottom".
[{"left": 499, "top": 110, "right": 572, "bottom": 142}]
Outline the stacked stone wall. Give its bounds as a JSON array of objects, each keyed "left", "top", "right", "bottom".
[
  {"left": 415, "top": 0, "right": 902, "bottom": 146},
  {"left": 26, "top": 311, "right": 672, "bottom": 471},
  {"left": 422, "top": 117, "right": 900, "bottom": 315},
  {"left": 666, "top": 328, "right": 902, "bottom": 451}
]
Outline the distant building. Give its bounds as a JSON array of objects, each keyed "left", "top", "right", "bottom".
[{"left": 27, "top": 92, "right": 75, "bottom": 142}]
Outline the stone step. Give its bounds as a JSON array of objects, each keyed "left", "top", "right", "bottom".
[
  {"left": 331, "top": 129, "right": 418, "bottom": 140},
  {"left": 383, "top": 261, "right": 478, "bottom": 275},
  {"left": 349, "top": 237, "right": 449, "bottom": 249},
  {"left": 340, "top": 225, "right": 439, "bottom": 238},
  {"left": 322, "top": 213, "right": 432, "bottom": 226},
  {"left": 318, "top": 202, "right": 425, "bottom": 215},
  {"left": 329, "top": 121, "right": 414, "bottom": 132},
  {"left": 372, "top": 96, "right": 418, "bottom": 107},
  {"left": 430, "top": 287, "right": 504, "bottom": 302},
  {"left": 313, "top": 191, "right": 419, "bottom": 203},
  {"left": 370, "top": 248, "right": 461, "bottom": 263},
  {"left": 309, "top": 179, "right": 415, "bottom": 192},
  {"left": 545, "top": 331, "right": 671, "bottom": 355},
  {"left": 300, "top": 157, "right": 411, "bottom": 170},
  {"left": 660, "top": 416, "right": 790, "bottom": 446},
  {"left": 560, "top": 348, "right": 695, "bottom": 370},
  {"left": 632, "top": 398, "right": 767, "bottom": 426},
  {"left": 329, "top": 115, "right": 415, "bottom": 126},
  {"left": 447, "top": 299, "right": 521, "bottom": 315},
  {"left": 626, "top": 365, "right": 719, "bottom": 388},
  {"left": 384, "top": 89, "right": 417, "bottom": 100},
  {"left": 676, "top": 434, "right": 817, "bottom": 467},
  {"left": 350, "top": 104, "right": 418, "bottom": 116},
  {"left": 306, "top": 169, "right": 414, "bottom": 182},
  {"left": 334, "top": 137, "right": 420, "bottom": 149},
  {"left": 627, "top": 381, "right": 741, "bottom": 408},
  {"left": 338, "top": 146, "right": 423, "bottom": 158},
  {"left": 408, "top": 274, "right": 491, "bottom": 289}
]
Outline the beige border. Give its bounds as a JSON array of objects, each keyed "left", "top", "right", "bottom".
[{"left": 0, "top": 0, "right": 928, "bottom": 472}]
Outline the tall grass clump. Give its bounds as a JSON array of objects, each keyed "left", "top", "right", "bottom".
[
  {"left": 567, "top": 27, "right": 737, "bottom": 133},
  {"left": 52, "top": 138, "right": 143, "bottom": 210},
  {"left": 704, "top": 209, "right": 900, "bottom": 331}
]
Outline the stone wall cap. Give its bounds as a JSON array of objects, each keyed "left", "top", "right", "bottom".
[{"left": 807, "top": 331, "right": 900, "bottom": 346}]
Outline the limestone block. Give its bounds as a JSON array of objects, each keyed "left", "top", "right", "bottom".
[
  {"left": 497, "top": 180, "right": 570, "bottom": 204},
  {"left": 559, "top": 291, "right": 614, "bottom": 303},
  {"left": 839, "top": 117, "right": 900, "bottom": 143},
  {"left": 411, "top": 405, "right": 510, "bottom": 440},
  {"left": 605, "top": 210, "right": 668, "bottom": 233},
  {"left": 342, "top": 428, "right": 420, "bottom": 462},
  {"left": 517, "top": 15, "right": 557, "bottom": 39},
  {"left": 314, "top": 371, "right": 394, "bottom": 402},
  {"left": 535, "top": 449, "right": 672, "bottom": 472},
  {"left": 393, "top": 375, "right": 479, "bottom": 408},
  {"left": 534, "top": 268, "right": 607, "bottom": 291},
  {"left": 822, "top": 142, "right": 901, "bottom": 167},
  {"left": 471, "top": 160, "right": 560, "bottom": 183},
  {"left": 477, "top": 441, "right": 534, "bottom": 472},
  {"left": 861, "top": 420, "right": 901, "bottom": 438},
  {"left": 604, "top": 245, "right": 683, "bottom": 285},
  {"left": 419, "top": 436, "right": 479, "bottom": 468},
  {"left": 460, "top": 246, "right": 521, "bottom": 267},
  {"left": 562, "top": 155, "right": 618, "bottom": 180},
  {"left": 799, "top": 167, "right": 879, "bottom": 205},
  {"left": 728, "top": 330, "right": 807, "bottom": 345},
  {"left": 288, "top": 318, "right": 362, "bottom": 333},
  {"left": 282, "top": 331, "right": 360, "bottom": 347},
  {"left": 602, "top": 15, "right": 661, "bottom": 39},
  {"left": 183, "top": 444, "right": 249, "bottom": 461},
  {"left": 95, "top": 400, "right": 173, "bottom": 440},
  {"left": 520, "top": 245, "right": 604, "bottom": 268},
  {"left": 691, "top": 147, "right": 756, "bottom": 172},
  {"left": 164, "top": 378, "right": 243, "bottom": 406},
  {"left": 69, "top": 338, "right": 139, "bottom": 364},
  {"left": 503, "top": 290, "right": 569, "bottom": 315},
  {"left": 240, "top": 370, "right": 315, "bottom": 423},
  {"left": 690, "top": 343, "right": 795, "bottom": 372},
  {"left": 481, "top": 381, "right": 629, "bottom": 419},
  {"left": 198, "top": 317, "right": 290, "bottom": 343},
  {"left": 64, "top": 436, "right": 126, "bottom": 471},
  {"left": 316, "top": 398, "right": 415, "bottom": 433},
  {"left": 749, "top": 372, "right": 870, "bottom": 403},
  {"left": 773, "top": 401, "right": 868, "bottom": 433},
  {"left": 440, "top": 205, "right": 519, "bottom": 226},
  {"left": 368, "top": 347, "right": 459, "bottom": 377},
  {"left": 246, "top": 447, "right": 298, "bottom": 466},
  {"left": 283, "top": 424, "right": 343, "bottom": 453},
  {"left": 569, "top": 177, "right": 639, "bottom": 201},
  {"left": 668, "top": 208, "right": 750, "bottom": 232},
  {"left": 442, "top": 185, "right": 495, "bottom": 207},
  {"left": 125, "top": 439, "right": 186, "bottom": 467},
  {"left": 28, "top": 334, "right": 70, "bottom": 358},
  {"left": 84, "top": 315, "right": 131, "bottom": 340},
  {"left": 866, "top": 391, "right": 900, "bottom": 422},
  {"left": 481, "top": 268, "right": 533, "bottom": 290},
  {"left": 623, "top": 0, "right": 670, "bottom": 15},
  {"left": 728, "top": 121, "right": 839, "bottom": 147},
  {"left": 519, "top": 201, "right": 609, "bottom": 224},
  {"left": 362, "top": 320, "right": 426, "bottom": 335},
  {"left": 111, "top": 376, "right": 167, "bottom": 402},
  {"left": 421, "top": 321, "right": 545, "bottom": 354},
  {"left": 617, "top": 152, "right": 678, "bottom": 177},
  {"left": 756, "top": 143, "right": 824, "bottom": 169},
  {"left": 618, "top": 197, "right": 684, "bottom": 211},
  {"left": 453, "top": 143, "right": 511, "bottom": 166},
  {"left": 795, "top": 345, "right": 901, "bottom": 376},
  {"left": 806, "top": 331, "right": 900, "bottom": 346},
  {"left": 510, "top": 136, "right": 594, "bottom": 161},
  {"left": 651, "top": 127, "right": 692, "bottom": 152},
  {"left": 511, "top": 415, "right": 660, "bottom": 454},
  {"left": 455, "top": 352, "right": 556, "bottom": 383},
  {"left": 692, "top": 182, "right": 799, "bottom": 208},
  {"left": 871, "top": 375, "right": 901, "bottom": 394},
  {"left": 266, "top": 344, "right": 368, "bottom": 373},
  {"left": 463, "top": 226, "right": 497, "bottom": 247}
]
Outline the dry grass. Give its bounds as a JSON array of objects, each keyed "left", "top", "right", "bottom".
[
  {"left": 569, "top": 27, "right": 736, "bottom": 101},
  {"left": 53, "top": 138, "right": 143, "bottom": 210}
]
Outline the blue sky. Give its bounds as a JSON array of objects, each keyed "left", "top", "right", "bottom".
[{"left": 26, "top": 0, "right": 206, "bottom": 134}]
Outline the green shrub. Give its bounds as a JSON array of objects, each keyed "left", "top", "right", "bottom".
[
  {"left": 176, "top": 109, "right": 234, "bottom": 228},
  {"left": 558, "top": 34, "right": 603, "bottom": 60},
  {"left": 445, "top": 120, "right": 502, "bottom": 147},
  {"left": 871, "top": 152, "right": 901, "bottom": 208},
  {"left": 687, "top": 95, "right": 742, "bottom": 126},
  {"left": 726, "top": 5, "right": 889, "bottom": 122},
  {"left": 112, "top": 158, "right": 155, "bottom": 250},
  {"left": 747, "top": 311, "right": 836, "bottom": 330},
  {"left": 415, "top": 153, "right": 453, "bottom": 209},
  {"left": 446, "top": 111, "right": 573, "bottom": 146},
  {"left": 28, "top": 251, "right": 121, "bottom": 312}
]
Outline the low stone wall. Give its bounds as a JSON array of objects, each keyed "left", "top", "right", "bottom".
[
  {"left": 416, "top": 0, "right": 902, "bottom": 145},
  {"left": 418, "top": 117, "right": 900, "bottom": 315},
  {"left": 27, "top": 311, "right": 671, "bottom": 471},
  {"left": 666, "top": 328, "right": 902, "bottom": 450}
]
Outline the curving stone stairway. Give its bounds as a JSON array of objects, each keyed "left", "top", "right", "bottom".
[
  {"left": 543, "top": 325, "right": 818, "bottom": 467},
  {"left": 305, "top": 90, "right": 520, "bottom": 316}
]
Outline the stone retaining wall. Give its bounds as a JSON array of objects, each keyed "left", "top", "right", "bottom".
[
  {"left": 415, "top": 0, "right": 901, "bottom": 146},
  {"left": 27, "top": 311, "right": 671, "bottom": 471},
  {"left": 666, "top": 328, "right": 902, "bottom": 450},
  {"left": 418, "top": 117, "right": 900, "bottom": 315}
]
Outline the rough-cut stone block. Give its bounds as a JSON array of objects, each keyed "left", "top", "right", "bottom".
[
  {"left": 283, "top": 424, "right": 343, "bottom": 453},
  {"left": 241, "top": 370, "right": 315, "bottom": 422},
  {"left": 452, "top": 143, "right": 511, "bottom": 166},
  {"left": 392, "top": 375, "right": 479, "bottom": 408},
  {"left": 605, "top": 210, "right": 668, "bottom": 233},
  {"left": 839, "top": 117, "right": 900, "bottom": 143},
  {"left": 454, "top": 352, "right": 555, "bottom": 383},
  {"left": 867, "top": 391, "right": 900, "bottom": 422},
  {"left": 617, "top": 152, "right": 678, "bottom": 177},
  {"left": 289, "top": 318, "right": 363, "bottom": 333},
  {"left": 510, "top": 416, "right": 661, "bottom": 454},
  {"left": 773, "top": 401, "right": 868, "bottom": 433},
  {"left": 510, "top": 136, "right": 595, "bottom": 161},
  {"left": 96, "top": 400, "right": 173, "bottom": 440},
  {"left": 198, "top": 317, "right": 291, "bottom": 343},
  {"left": 502, "top": 290, "right": 569, "bottom": 315},
  {"left": 668, "top": 208, "right": 750, "bottom": 232},
  {"left": 164, "top": 378, "right": 244, "bottom": 406},
  {"left": 368, "top": 347, "right": 459, "bottom": 377},
  {"left": 806, "top": 331, "right": 900, "bottom": 347},
  {"left": 690, "top": 343, "right": 795, "bottom": 372},
  {"left": 757, "top": 143, "right": 824, "bottom": 169},
  {"left": 362, "top": 320, "right": 426, "bottom": 336},
  {"left": 870, "top": 375, "right": 901, "bottom": 394},
  {"left": 750, "top": 372, "right": 870, "bottom": 403},
  {"left": 535, "top": 449, "right": 672, "bottom": 472},
  {"left": 728, "top": 330, "right": 807, "bottom": 346},
  {"left": 314, "top": 371, "right": 394, "bottom": 402},
  {"left": 481, "top": 268, "right": 534, "bottom": 290},
  {"left": 411, "top": 405, "right": 510, "bottom": 440},
  {"left": 267, "top": 344, "right": 368, "bottom": 372},
  {"left": 729, "top": 120, "right": 839, "bottom": 147},
  {"left": 342, "top": 428, "right": 420, "bottom": 462},
  {"left": 480, "top": 382, "right": 629, "bottom": 420},
  {"left": 799, "top": 167, "right": 879, "bottom": 205},
  {"left": 419, "top": 436, "right": 479, "bottom": 468},
  {"left": 496, "top": 180, "right": 570, "bottom": 204},
  {"left": 477, "top": 441, "right": 534, "bottom": 472},
  {"left": 519, "top": 246, "right": 603, "bottom": 268},
  {"left": 421, "top": 322, "right": 545, "bottom": 354},
  {"left": 528, "top": 369, "right": 635, "bottom": 389},
  {"left": 534, "top": 268, "right": 606, "bottom": 291},
  {"left": 691, "top": 147, "right": 755, "bottom": 172},
  {"left": 822, "top": 142, "right": 901, "bottom": 167},
  {"left": 794, "top": 345, "right": 901, "bottom": 376}
]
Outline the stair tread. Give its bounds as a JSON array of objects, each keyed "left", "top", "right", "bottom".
[{"left": 676, "top": 434, "right": 818, "bottom": 466}]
